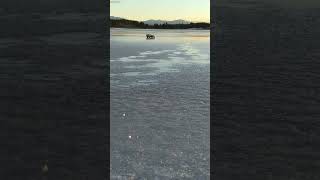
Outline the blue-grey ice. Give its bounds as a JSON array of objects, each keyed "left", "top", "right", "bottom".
[{"left": 111, "top": 28, "right": 210, "bottom": 179}]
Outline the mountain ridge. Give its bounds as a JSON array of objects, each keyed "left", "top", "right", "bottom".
[
  {"left": 143, "top": 19, "right": 190, "bottom": 25},
  {"left": 110, "top": 16, "right": 206, "bottom": 24}
]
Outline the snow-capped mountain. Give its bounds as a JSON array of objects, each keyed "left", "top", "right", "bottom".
[{"left": 143, "top": 19, "right": 190, "bottom": 25}]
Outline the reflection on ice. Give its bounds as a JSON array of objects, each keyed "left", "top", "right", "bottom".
[{"left": 111, "top": 31, "right": 209, "bottom": 87}]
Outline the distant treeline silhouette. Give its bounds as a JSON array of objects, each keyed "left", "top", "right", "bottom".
[{"left": 111, "top": 19, "right": 210, "bottom": 29}]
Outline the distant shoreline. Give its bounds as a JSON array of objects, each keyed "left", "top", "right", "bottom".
[
  {"left": 110, "top": 26, "right": 210, "bottom": 30},
  {"left": 110, "top": 27, "right": 210, "bottom": 31},
  {"left": 111, "top": 19, "right": 210, "bottom": 30}
]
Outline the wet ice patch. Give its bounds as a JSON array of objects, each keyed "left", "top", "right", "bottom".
[
  {"left": 111, "top": 44, "right": 209, "bottom": 88},
  {"left": 140, "top": 50, "right": 175, "bottom": 56},
  {"left": 128, "top": 55, "right": 146, "bottom": 59},
  {"left": 121, "top": 72, "right": 141, "bottom": 76}
]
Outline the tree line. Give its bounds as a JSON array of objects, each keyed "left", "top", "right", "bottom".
[{"left": 111, "top": 19, "right": 210, "bottom": 29}]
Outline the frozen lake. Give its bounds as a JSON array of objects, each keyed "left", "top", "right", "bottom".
[{"left": 110, "top": 28, "right": 210, "bottom": 179}]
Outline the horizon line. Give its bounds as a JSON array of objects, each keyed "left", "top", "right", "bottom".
[{"left": 110, "top": 15, "right": 210, "bottom": 23}]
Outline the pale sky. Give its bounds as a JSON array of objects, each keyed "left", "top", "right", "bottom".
[{"left": 110, "top": 0, "right": 210, "bottom": 22}]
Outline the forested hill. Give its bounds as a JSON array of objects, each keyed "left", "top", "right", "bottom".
[{"left": 111, "top": 19, "right": 210, "bottom": 29}]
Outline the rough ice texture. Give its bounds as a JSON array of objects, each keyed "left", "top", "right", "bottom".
[{"left": 111, "top": 28, "right": 210, "bottom": 179}]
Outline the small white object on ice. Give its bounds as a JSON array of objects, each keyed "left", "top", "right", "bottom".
[
  {"left": 129, "top": 135, "right": 132, "bottom": 139},
  {"left": 42, "top": 160, "right": 48, "bottom": 174},
  {"left": 123, "top": 113, "right": 126, "bottom": 117}
]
